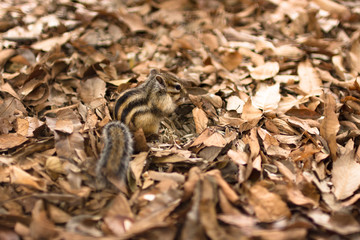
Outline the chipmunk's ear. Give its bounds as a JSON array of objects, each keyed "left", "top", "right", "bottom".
[
  {"left": 155, "top": 75, "right": 166, "bottom": 88},
  {"left": 150, "top": 69, "right": 159, "bottom": 76}
]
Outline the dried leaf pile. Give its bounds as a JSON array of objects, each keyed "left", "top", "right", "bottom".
[{"left": 1, "top": 0, "right": 360, "bottom": 239}]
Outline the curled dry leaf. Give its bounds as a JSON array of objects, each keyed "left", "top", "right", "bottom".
[
  {"left": 252, "top": 83, "right": 281, "bottom": 112},
  {"left": 30, "top": 200, "right": 58, "bottom": 240},
  {"left": 31, "top": 33, "right": 70, "bottom": 51},
  {"left": 200, "top": 176, "right": 230, "bottom": 240},
  {"left": 0, "top": 82, "right": 20, "bottom": 99},
  {"left": 0, "top": 133, "right": 28, "bottom": 150},
  {"left": 104, "top": 194, "right": 134, "bottom": 236},
  {"left": 0, "top": 49, "right": 16, "bottom": 67},
  {"left": 273, "top": 45, "right": 305, "bottom": 60},
  {"left": 190, "top": 128, "right": 227, "bottom": 148},
  {"left": 286, "top": 186, "right": 319, "bottom": 208},
  {"left": 182, "top": 167, "right": 201, "bottom": 201},
  {"left": 130, "top": 152, "right": 148, "bottom": 186},
  {"left": 242, "top": 98, "right": 263, "bottom": 121},
  {"left": 10, "top": 166, "right": 47, "bottom": 191},
  {"left": 45, "top": 156, "right": 66, "bottom": 175},
  {"left": 312, "top": 0, "right": 351, "bottom": 19},
  {"left": 78, "top": 77, "right": 106, "bottom": 104},
  {"left": 200, "top": 33, "right": 219, "bottom": 51},
  {"left": 226, "top": 95, "right": 244, "bottom": 113},
  {"left": 308, "top": 210, "right": 360, "bottom": 235},
  {"left": 16, "top": 117, "right": 44, "bottom": 137},
  {"left": 221, "top": 50, "right": 242, "bottom": 71},
  {"left": 298, "top": 60, "right": 322, "bottom": 96},
  {"left": 48, "top": 204, "right": 71, "bottom": 224},
  {"left": 120, "top": 13, "right": 150, "bottom": 33},
  {"left": 320, "top": 94, "right": 339, "bottom": 160},
  {"left": 206, "top": 169, "right": 239, "bottom": 204},
  {"left": 203, "top": 131, "right": 227, "bottom": 148},
  {"left": 349, "top": 38, "right": 360, "bottom": 74},
  {"left": 285, "top": 108, "right": 321, "bottom": 119},
  {"left": 192, "top": 107, "right": 208, "bottom": 134},
  {"left": 250, "top": 62, "right": 279, "bottom": 80},
  {"left": 332, "top": 149, "right": 360, "bottom": 200},
  {"left": 249, "top": 184, "right": 291, "bottom": 222}
]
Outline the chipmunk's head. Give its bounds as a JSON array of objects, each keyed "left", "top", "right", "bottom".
[{"left": 148, "top": 69, "right": 184, "bottom": 103}]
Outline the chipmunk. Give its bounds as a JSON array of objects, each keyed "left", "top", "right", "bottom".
[{"left": 96, "top": 69, "right": 183, "bottom": 187}]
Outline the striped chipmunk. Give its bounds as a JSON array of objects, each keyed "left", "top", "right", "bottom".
[{"left": 96, "top": 69, "right": 184, "bottom": 187}]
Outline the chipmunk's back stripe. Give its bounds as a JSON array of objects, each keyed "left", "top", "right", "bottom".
[
  {"left": 130, "top": 109, "right": 151, "bottom": 123},
  {"left": 120, "top": 97, "right": 148, "bottom": 122},
  {"left": 150, "top": 106, "right": 164, "bottom": 116},
  {"left": 114, "top": 89, "right": 141, "bottom": 119}
]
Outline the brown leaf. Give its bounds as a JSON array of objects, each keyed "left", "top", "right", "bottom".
[
  {"left": 54, "top": 132, "right": 84, "bottom": 160},
  {"left": 249, "top": 184, "right": 291, "bottom": 222},
  {"left": 312, "top": 0, "right": 351, "bottom": 19},
  {"left": 203, "top": 131, "right": 227, "bottom": 148},
  {"left": 349, "top": 38, "right": 360, "bottom": 74},
  {"left": 250, "top": 62, "right": 279, "bottom": 80},
  {"left": 206, "top": 170, "right": 239, "bottom": 204},
  {"left": 55, "top": 119, "right": 74, "bottom": 134},
  {"left": 200, "top": 176, "right": 230, "bottom": 240},
  {"left": 242, "top": 98, "right": 263, "bottom": 121},
  {"left": 221, "top": 50, "right": 242, "bottom": 71},
  {"left": 332, "top": 149, "right": 360, "bottom": 200},
  {"left": 273, "top": 45, "right": 305, "bottom": 60},
  {"left": 200, "top": 33, "right": 219, "bottom": 51},
  {"left": 48, "top": 204, "right": 71, "bottom": 224},
  {"left": 10, "top": 166, "right": 46, "bottom": 192},
  {"left": 78, "top": 77, "right": 106, "bottom": 104},
  {"left": 298, "top": 60, "right": 322, "bottom": 96},
  {"left": 31, "top": 33, "right": 70, "bottom": 51},
  {"left": 129, "top": 152, "right": 148, "bottom": 186},
  {"left": 104, "top": 194, "right": 134, "bottom": 236},
  {"left": 320, "top": 94, "right": 339, "bottom": 160},
  {"left": 45, "top": 156, "right": 66, "bottom": 174},
  {"left": 252, "top": 83, "right": 281, "bottom": 112},
  {"left": 286, "top": 186, "right": 318, "bottom": 207},
  {"left": 192, "top": 107, "right": 208, "bottom": 134},
  {"left": 30, "top": 200, "right": 58, "bottom": 239},
  {"left": 0, "top": 49, "right": 16, "bottom": 67},
  {"left": 226, "top": 95, "right": 244, "bottom": 113},
  {"left": 285, "top": 108, "right": 321, "bottom": 119},
  {"left": 308, "top": 210, "right": 360, "bottom": 235},
  {"left": 0, "top": 82, "right": 20, "bottom": 99},
  {"left": 120, "top": 13, "right": 150, "bottom": 33},
  {"left": 0, "top": 133, "right": 28, "bottom": 150}
]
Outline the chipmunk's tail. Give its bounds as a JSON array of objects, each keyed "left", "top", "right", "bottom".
[{"left": 96, "top": 121, "right": 133, "bottom": 188}]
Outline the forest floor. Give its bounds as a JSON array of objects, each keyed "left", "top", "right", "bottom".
[{"left": 1, "top": 0, "right": 360, "bottom": 239}]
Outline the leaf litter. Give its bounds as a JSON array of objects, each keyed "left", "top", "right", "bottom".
[{"left": 1, "top": 0, "right": 360, "bottom": 239}]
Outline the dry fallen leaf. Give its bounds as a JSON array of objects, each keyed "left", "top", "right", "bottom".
[
  {"left": 0, "top": 133, "right": 28, "bottom": 150},
  {"left": 248, "top": 184, "right": 291, "bottom": 222},
  {"left": 221, "top": 50, "right": 242, "bottom": 71},
  {"left": 349, "top": 38, "right": 360, "bottom": 74},
  {"left": 10, "top": 166, "right": 47, "bottom": 191},
  {"left": 332, "top": 148, "right": 360, "bottom": 200},
  {"left": 252, "top": 83, "right": 281, "bottom": 112},
  {"left": 250, "top": 62, "right": 279, "bottom": 80},
  {"left": 298, "top": 60, "right": 322, "bottom": 96},
  {"left": 192, "top": 107, "right": 208, "bottom": 134},
  {"left": 320, "top": 94, "right": 339, "bottom": 160},
  {"left": 312, "top": 0, "right": 351, "bottom": 19}
]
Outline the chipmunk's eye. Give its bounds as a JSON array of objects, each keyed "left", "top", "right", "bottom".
[{"left": 175, "top": 84, "right": 181, "bottom": 91}]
